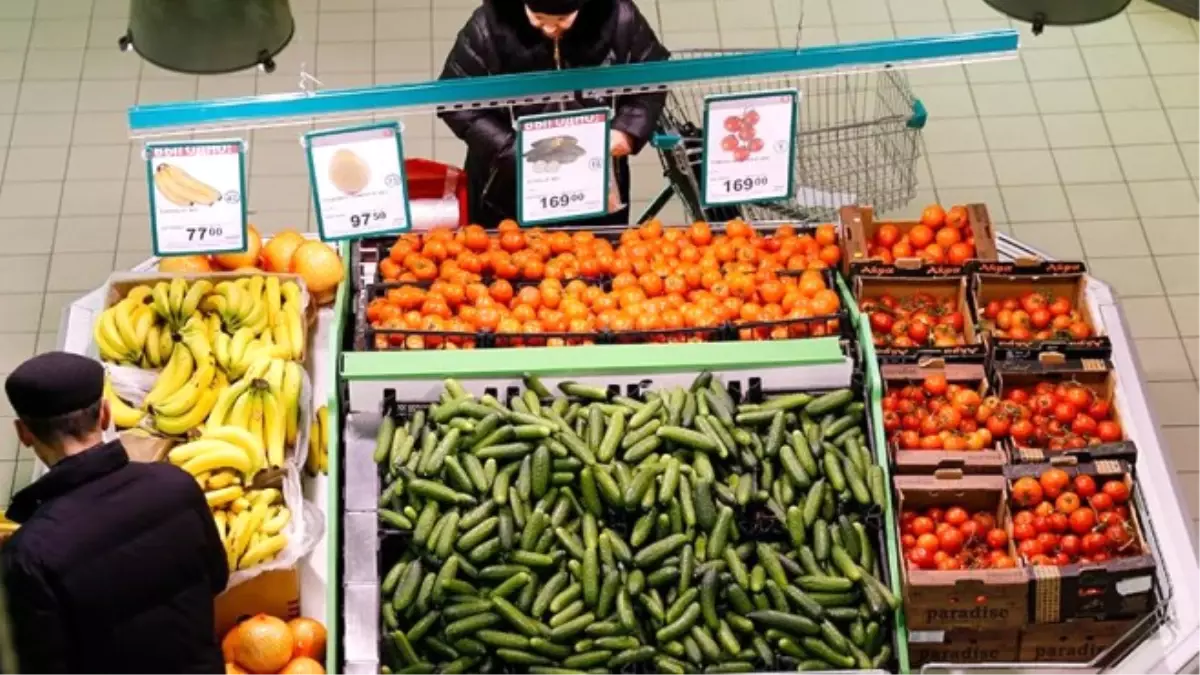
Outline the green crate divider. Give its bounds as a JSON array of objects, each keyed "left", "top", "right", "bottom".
[
  {"left": 323, "top": 240, "right": 351, "bottom": 674},
  {"left": 837, "top": 272, "right": 911, "bottom": 674}
]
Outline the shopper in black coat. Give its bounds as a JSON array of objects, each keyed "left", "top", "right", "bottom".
[
  {"left": 1, "top": 352, "right": 228, "bottom": 674},
  {"left": 439, "top": 0, "right": 670, "bottom": 228}
]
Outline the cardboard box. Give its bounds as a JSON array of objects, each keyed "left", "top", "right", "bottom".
[
  {"left": 214, "top": 567, "right": 301, "bottom": 638},
  {"left": 881, "top": 362, "right": 1007, "bottom": 474},
  {"left": 119, "top": 429, "right": 175, "bottom": 463},
  {"left": 909, "top": 627, "right": 1021, "bottom": 667},
  {"left": 1004, "top": 460, "right": 1156, "bottom": 624},
  {"left": 855, "top": 271, "right": 987, "bottom": 364},
  {"left": 992, "top": 355, "right": 1138, "bottom": 464},
  {"left": 1018, "top": 617, "right": 1137, "bottom": 663},
  {"left": 895, "top": 472, "right": 1030, "bottom": 630},
  {"left": 841, "top": 203, "right": 997, "bottom": 274},
  {"left": 969, "top": 260, "right": 1112, "bottom": 361}
]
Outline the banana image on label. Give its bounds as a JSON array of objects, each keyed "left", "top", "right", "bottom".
[{"left": 154, "top": 163, "right": 222, "bottom": 207}]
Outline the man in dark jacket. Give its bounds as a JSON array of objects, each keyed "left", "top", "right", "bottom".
[
  {"left": 439, "top": 0, "right": 669, "bottom": 228},
  {"left": 1, "top": 352, "right": 227, "bottom": 674}
]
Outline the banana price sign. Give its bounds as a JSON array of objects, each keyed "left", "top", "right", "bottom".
[
  {"left": 304, "top": 121, "right": 413, "bottom": 242},
  {"left": 145, "top": 140, "right": 249, "bottom": 257}
]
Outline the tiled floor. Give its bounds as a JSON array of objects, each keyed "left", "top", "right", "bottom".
[{"left": 0, "top": 0, "right": 1195, "bottom": 531}]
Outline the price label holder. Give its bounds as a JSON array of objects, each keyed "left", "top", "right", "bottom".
[
  {"left": 145, "top": 139, "right": 248, "bottom": 257},
  {"left": 516, "top": 108, "right": 610, "bottom": 226},
  {"left": 304, "top": 121, "right": 413, "bottom": 241},
  {"left": 701, "top": 90, "right": 799, "bottom": 208}
]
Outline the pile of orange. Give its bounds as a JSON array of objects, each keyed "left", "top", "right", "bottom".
[
  {"left": 865, "top": 204, "right": 978, "bottom": 266},
  {"left": 366, "top": 220, "right": 843, "bottom": 349},
  {"left": 223, "top": 615, "right": 326, "bottom": 674}
]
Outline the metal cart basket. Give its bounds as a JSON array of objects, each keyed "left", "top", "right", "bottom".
[{"left": 648, "top": 50, "right": 927, "bottom": 224}]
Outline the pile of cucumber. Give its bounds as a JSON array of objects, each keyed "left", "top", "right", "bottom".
[{"left": 374, "top": 372, "right": 899, "bottom": 674}]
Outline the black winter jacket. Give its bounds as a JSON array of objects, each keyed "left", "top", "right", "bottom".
[
  {"left": 2, "top": 441, "right": 228, "bottom": 673},
  {"left": 438, "top": 0, "right": 669, "bottom": 227}
]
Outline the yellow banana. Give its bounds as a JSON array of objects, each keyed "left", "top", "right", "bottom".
[
  {"left": 180, "top": 279, "right": 213, "bottom": 319},
  {"left": 207, "top": 471, "right": 240, "bottom": 490},
  {"left": 104, "top": 379, "right": 145, "bottom": 429},
  {"left": 238, "top": 532, "right": 287, "bottom": 570},
  {"left": 231, "top": 497, "right": 251, "bottom": 514},
  {"left": 265, "top": 276, "right": 282, "bottom": 327},
  {"left": 113, "top": 299, "right": 141, "bottom": 352},
  {"left": 226, "top": 388, "right": 256, "bottom": 431},
  {"left": 244, "top": 354, "right": 272, "bottom": 382},
  {"left": 153, "top": 357, "right": 214, "bottom": 418},
  {"left": 225, "top": 510, "right": 248, "bottom": 569},
  {"left": 201, "top": 425, "right": 264, "bottom": 476},
  {"left": 168, "top": 278, "right": 187, "bottom": 319},
  {"left": 167, "top": 438, "right": 237, "bottom": 465},
  {"left": 248, "top": 392, "right": 266, "bottom": 464},
  {"left": 158, "top": 327, "right": 174, "bottom": 363},
  {"left": 143, "top": 343, "right": 194, "bottom": 409},
  {"left": 231, "top": 497, "right": 272, "bottom": 568},
  {"left": 160, "top": 163, "right": 221, "bottom": 206},
  {"left": 282, "top": 281, "right": 302, "bottom": 307},
  {"left": 99, "top": 307, "right": 133, "bottom": 362},
  {"left": 151, "top": 282, "right": 173, "bottom": 324},
  {"left": 132, "top": 306, "right": 155, "bottom": 353},
  {"left": 284, "top": 301, "right": 305, "bottom": 361},
  {"left": 265, "top": 358, "right": 285, "bottom": 393},
  {"left": 214, "top": 511, "right": 227, "bottom": 544},
  {"left": 178, "top": 441, "right": 251, "bottom": 476},
  {"left": 246, "top": 276, "right": 265, "bottom": 304},
  {"left": 282, "top": 361, "right": 303, "bottom": 446},
  {"left": 205, "top": 485, "right": 243, "bottom": 508},
  {"left": 206, "top": 376, "right": 254, "bottom": 430},
  {"left": 261, "top": 388, "right": 286, "bottom": 468},
  {"left": 179, "top": 316, "right": 212, "bottom": 364},
  {"left": 205, "top": 313, "right": 222, "bottom": 343},
  {"left": 154, "top": 386, "right": 217, "bottom": 437},
  {"left": 94, "top": 311, "right": 129, "bottom": 363},
  {"left": 260, "top": 506, "right": 291, "bottom": 536},
  {"left": 229, "top": 327, "right": 255, "bottom": 369},
  {"left": 126, "top": 285, "right": 154, "bottom": 305},
  {"left": 213, "top": 331, "right": 231, "bottom": 371},
  {"left": 154, "top": 166, "right": 196, "bottom": 207},
  {"left": 145, "top": 323, "right": 163, "bottom": 368}
]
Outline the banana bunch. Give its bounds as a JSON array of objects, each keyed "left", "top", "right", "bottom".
[
  {"left": 94, "top": 285, "right": 165, "bottom": 366},
  {"left": 150, "top": 278, "right": 212, "bottom": 333},
  {"left": 104, "top": 378, "right": 146, "bottom": 430},
  {"left": 306, "top": 406, "right": 329, "bottom": 476},
  {"left": 211, "top": 487, "right": 290, "bottom": 572},
  {"left": 145, "top": 343, "right": 225, "bottom": 437},
  {"left": 207, "top": 358, "right": 302, "bottom": 469},
  {"left": 168, "top": 424, "right": 268, "bottom": 481}
]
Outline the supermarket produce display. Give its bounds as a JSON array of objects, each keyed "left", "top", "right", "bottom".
[{"left": 372, "top": 375, "right": 898, "bottom": 673}]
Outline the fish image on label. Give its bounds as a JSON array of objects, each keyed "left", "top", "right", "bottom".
[{"left": 328, "top": 148, "right": 372, "bottom": 196}]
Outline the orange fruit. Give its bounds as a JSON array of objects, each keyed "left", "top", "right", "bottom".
[
  {"left": 226, "top": 663, "right": 247, "bottom": 674},
  {"left": 157, "top": 255, "right": 213, "bottom": 274},
  {"left": 231, "top": 614, "right": 293, "bottom": 674},
  {"left": 213, "top": 224, "right": 263, "bottom": 270},
  {"left": 290, "top": 241, "right": 345, "bottom": 305},
  {"left": 287, "top": 618, "right": 327, "bottom": 662},
  {"left": 921, "top": 204, "right": 946, "bottom": 227},
  {"left": 908, "top": 224, "right": 934, "bottom": 249},
  {"left": 261, "top": 231, "right": 306, "bottom": 273},
  {"left": 814, "top": 224, "right": 837, "bottom": 247},
  {"left": 279, "top": 657, "right": 325, "bottom": 674}
]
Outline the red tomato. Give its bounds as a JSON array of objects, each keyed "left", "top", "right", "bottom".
[
  {"left": 1097, "top": 421, "right": 1123, "bottom": 443},
  {"left": 936, "top": 557, "right": 962, "bottom": 571},
  {"left": 1071, "top": 414, "right": 1098, "bottom": 437},
  {"left": 985, "top": 415, "right": 1011, "bottom": 438},
  {"left": 1102, "top": 480, "right": 1130, "bottom": 504},
  {"left": 908, "top": 546, "right": 935, "bottom": 569},
  {"left": 992, "top": 555, "right": 1017, "bottom": 569},
  {"left": 944, "top": 507, "right": 969, "bottom": 526},
  {"left": 1048, "top": 512, "right": 1070, "bottom": 534},
  {"left": 938, "top": 529, "right": 965, "bottom": 555},
  {"left": 870, "top": 312, "right": 894, "bottom": 334},
  {"left": 1089, "top": 492, "right": 1113, "bottom": 512},
  {"left": 1013, "top": 522, "right": 1036, "bottom": 541},
  {"left": 1010, "top": 419, "right": 1035, "bottom": 445},
  {"left": 923, "top": 374, "right": 948, "bottom": 396},
  {"left": 974, "top": 512, "right": 996, "bottom": 531},
  {"left": 1069, "top": 508, "right": 1096, "bottom": 534},
  {"left": 986, "top": 528, "right": 1009, "bottom": 550},
  {"left": 1012, "top": 477, "right": 1044, "bottom": 508},
  {"left": 1105, "top": 524, "right": 1132, "bottom": 547},
  {"left": 1054, "top": 552, "right": 1072, "bottom": 566},
  {"left": 1055, "top": 492, "right": 1082, "bottom": 514},
  {"left": 958, "top": 519, "right": 980, "bottom": 540},
  {"left": 1049, "top": 296, "right": 1073, "bottom": 316},
  {"left": 912, "top": 516, "right": 935, "bottom": 535},
  {"left": 1053, "top": 402, "right": 1079, "bottom": 424},
  {"left": 1018, "top": 539, "right": 1044, "bottom": 559},
  {"left": 1064, "top": 386, "right": 1093, "bottom": 410},
  {"left": 1082, "top": 533, "right": 1109, "bottom": 556},
  {"left": 1086, "top": 400, "right": 1111, "bottom": 420},
  {"left": 1073, "top": 475, "right": 1097, "bottom": 498},
  {"left": 1059, "top": 534, "right": 1082, "bottom": 557},
  {"left": 917, "top": 533, "right": 941, "bottom": 553}
]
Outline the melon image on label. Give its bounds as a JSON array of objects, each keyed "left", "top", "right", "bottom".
[{"left": 328, "top": 148, "right": 371, "bottom": 195}]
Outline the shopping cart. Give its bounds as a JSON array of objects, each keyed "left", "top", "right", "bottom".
[{"left": 641, "top": 49, "right": 927, "bottom": 225}]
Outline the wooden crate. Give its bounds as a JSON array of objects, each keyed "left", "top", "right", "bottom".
[
  {"left": 841, "top": 202, "right": 998, "bottom": 273},
  {"left": 1018, "top": 617, "right": 1136, "bottom": 663},
  {"left": 854, "top": 270, "right": 987, "bottom": 364},
  {"left": 909, "top": 627, "right": 1021, "bottom": 667}
]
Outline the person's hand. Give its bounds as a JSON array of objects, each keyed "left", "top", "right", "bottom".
[{"left": 610, "top": 130, "right": 632, "bottom": 158}]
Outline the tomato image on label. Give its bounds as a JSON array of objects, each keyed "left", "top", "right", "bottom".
[{"left": 720, "top": 110, "right": 763, "bottom": 162}]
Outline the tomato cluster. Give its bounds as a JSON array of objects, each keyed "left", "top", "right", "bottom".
[
  {"left": 883, "top": 375, "right": 995, "bottom": 451},
  {"left": 1009, "top": 469, "right": 1139, "bottom": 566},
  {"left": 367, "top": 221, "right": 843, "bottom": 348},
  {"left": 980, "top": 291, "right": 1092, "bottom": 341},
  {"left": 720, "top": 110, "right": 763, "bottom": 162},
  {"left": 900, "top": 506, "right": 1016, "bottom": 570},
  {"left": 993, "top": 382, "right": 1123, "bottom": 450},
  {"left": 861, "top": 293, "right": 969, "bottom": 348},
  {"left": 865, "top": 204, "right": 978, "bottom": 266}
]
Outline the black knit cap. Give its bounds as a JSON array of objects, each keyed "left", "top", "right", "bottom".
[
  {"left": 525, "top": 0, "right": 586, "bottom": 14},
  {"left": 5, "top": 351, "right": 104, "bottom": 419}
]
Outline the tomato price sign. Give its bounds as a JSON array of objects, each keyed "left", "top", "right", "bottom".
[
  {"left": 145, "top": 140, "right": 248, "bottom": 257},
  {"left": 516, "top": 108, "right": 610, "bottom": 226},
  {"left": 701, "top": 90, "right": 798, "bottom": 207},
  {"left": 305, "top": 122, "right": 413, "bottom": 242}
]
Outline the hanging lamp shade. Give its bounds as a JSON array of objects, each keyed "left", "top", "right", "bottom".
[
  {"left": 983, "top": 0, "right": 1132, "bottom": 33},
  {"left": 121, "top": 0, "right": 294, "bottom": 74}
]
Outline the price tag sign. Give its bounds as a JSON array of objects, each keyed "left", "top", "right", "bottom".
[
  {"left": 146, "top": 140, "right": 248, "bottom": 257},
  {"left": 305, "top": 122, "right": 413, "bottom": 242},
  {"left": 516, "top": 108, "right": 610, "bottom": 226},
  {"left": 701, "top": 90, "right": 799, "bottom": 207}
]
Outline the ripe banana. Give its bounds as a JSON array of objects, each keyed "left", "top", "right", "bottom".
[
  {"left": 213, "top": 331, "right": 232, "bottom": 371},
  {"left": 248, "top": 392, "right": 266, "bottom": 464},
  {"left": 207, "top": 471, "right": 240, "bottom": 490},
  {"left": 178, "top": 441, "right": 251, "bottom": 476},
  {"left": 230, "top": 495, "right": 272, "bottom": 567},
  {"left": 113, "top": 299, "right": 142, "bottom": 354},
  {"left": 284, "top": 301, "right": 305, "bottom": 361},
  {"left": 260, "top": 506, "right": 291, "bottom": 536},
  {"left": 201, "top": 425, "right": 265, "bottom": 476},
  {"left": 94, "top": 308, "right": 132, "bottom": 363},
  {"left": 281, "top": 281, "right": 302, "bottom": 308},
  {"left": 143, "top": 343, "right": 195, "bottom": 409},
  {"left": 180, "top": 279, "right": 214, "bottom": 319},
  {"left": 265, "top": 276, "right": 282, "bottom": 326},
  {"left": 261, "top": 387, "right": 286, "bottom": 469},
  {"left": 157, "top": 163, "right": 221, "bottom": 206},
  {"left": 151, "top": 282, "right": 173, "bottom": 324},
  {"left": 306, "top": 405, "right": 328, "bottom": 477},
  {"left": 154, "top": 386, "right": 217, "bottom": 437},
  {"left": 318, "top": 406, "right": 328, "bottom": 473},
  {"left": 237, "top": 532, "right": 287, "bottom": 569},
  {"left": 153, "top": 357, "right": 215, "bottom": 418},
  {"left": 168, "top": 278, "right": 187, "bottom": 321},
  {"left": 282, "top": 361, "right": 303, "bottom": 446},
  {"left": 206, "top": 486, "right": 243, "bottom": 508},
  {"left": 179, "top": 316, "right": 213, "bottom": 364},
  {"left": 104, "top": 379, "right": 145, "bottom": 429},
  {"left": 145, "top": 323, "right": 164, "bottom": 368}
]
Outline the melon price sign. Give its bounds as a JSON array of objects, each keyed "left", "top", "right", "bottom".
[
  {"left": 305, "top": 121, "right": 413, "bottom": 242},
  {"left": 516, "top": 108, "right": 611, "bottom": 226},
  {"left": 146, "top": 140, "right": 248, "bottom": 257},
  {"left": 701, "top": 90, "right": 798, "bottom": 207}
]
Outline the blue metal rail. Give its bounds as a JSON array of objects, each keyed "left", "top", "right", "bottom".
[{"left": 128, "top": 30, "right": 1018, "bottom": 132}]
